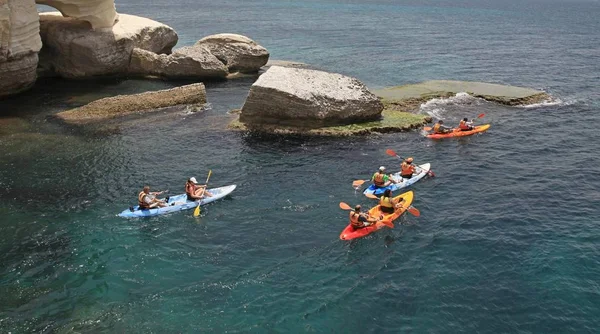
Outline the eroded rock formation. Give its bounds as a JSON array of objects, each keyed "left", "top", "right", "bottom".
[
  {"left": 0, "top": 0, "right": 42, "bottom": 98},
  {"left": 128, "top": 46, "right": 228, "bottom": 79},
  {"left": 196, "top": 33, "right": 269, "bottom": 73},
  {"left": 239, "top": 66, "right": 383, "bottom": 127},
  {"left": 36, "top": 0, "right": 117, "bottom": 29},
  {"left": 38, "top": 12, "right": 177, "bottom": 78}
]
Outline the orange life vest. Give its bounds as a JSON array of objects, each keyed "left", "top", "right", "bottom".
[
  {"left": 138, "top": 191, "right": 149, "bottom": 208},
  {"left": 401, "top": 162, "right": 415, "bottom": 177},
  {"left": 433, "top": 123, "right": 443, "bottom": 133},
  {"left": 380, "top": 196, "right": 394, "bottom": 208},
  {"left": 373, "top": 172, "right": 385, "bottom": 186},
  {"left": 459, "top": 120, "right": 471, "bottom": 130},
  {"left": 349, "top": 211, "right": 362, "bottom": 228}
]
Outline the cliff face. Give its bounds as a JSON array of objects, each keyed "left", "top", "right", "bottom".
[{"left": 0, "top": 0, "right": 42, "bottom": 98}]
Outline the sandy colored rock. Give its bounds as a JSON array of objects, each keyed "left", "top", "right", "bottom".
[
  {"left": 128, "top": 46, "right": 228, "bottom": 79},
  {"left": 374, "top": 80, "right": 550, "bottom": 107},
  {"left": 38, "top": 12, "right": 178, "bottom": 78},
  {"left": 36, "top": 0, "right": 117, "bottom": 29},
  {"left": 196, "top": 33, "right": 269, "bottom": 73},
  {"left": 240, "top": 66, "right": 383, "bottom": 128},
  {"left": 56, "top": 83, "right": 207, "bottom": 124},
  {"left": 0, "top": 0, "right": 41, "bottom": 98}
]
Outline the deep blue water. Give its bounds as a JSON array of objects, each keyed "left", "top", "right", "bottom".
[{"left": 2, "top": 0, "right": 600, "bottom": 332}]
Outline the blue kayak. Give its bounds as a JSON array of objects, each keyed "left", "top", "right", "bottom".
[
  {"left": 118, "top": 185, "right": 236, "bottom": 218},
  {"left": 363, "top": 163, "right": 431, "bottom": 196}
]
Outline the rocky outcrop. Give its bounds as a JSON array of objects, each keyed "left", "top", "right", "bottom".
[
  {"left": 128, "top": 46, "right": 228, "bottom": 79},
  {"left": 375, "top": 80, "right": 551, "bottom": 108},
  {"left": 239, "top": 66, "right": 383, "bottom": 127},
  {"left": 36, "top": 0, "right": 117, "bottom": 29},
  {"left": 38, "top": 12, "right": 177, "bottom": 78},
  {"left": 196, "top": 33, "right": 269, "bottom": 73},
  {"left": 56, "top": 83, "right": 206, "bottom": 124},
  {"left": 0, "top": 0, "right": 42, "bottom": 98}
]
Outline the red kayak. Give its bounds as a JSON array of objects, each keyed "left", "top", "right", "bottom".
[{"left": 339, "top": 191, "right": 414, "bottom": 240}]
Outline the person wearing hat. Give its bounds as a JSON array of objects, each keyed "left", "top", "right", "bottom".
[
  {"left": 371, "top": 166, "right": 394, "bottom": 188},
  {"left": 349, "top": 204, "right": 380, "bottom": 230},
  {"left": 138, "top": 186, "right": 167, "bottom": 209},
  {"left": 185, "top": 177, "right": 213, "bottom": 201},
  {"left": 400, "top": 157, "right": 416, "bottom": 179},
  {"left": 433, "top": 119, "right": 452, "bottom": 134},
  {"left": 458, "top": 117, "right": 474, "bottom": 131}
]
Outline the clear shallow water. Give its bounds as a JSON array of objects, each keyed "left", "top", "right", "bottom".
[{"left": 3, "top": 0, "right": 600, "bottom": 332}]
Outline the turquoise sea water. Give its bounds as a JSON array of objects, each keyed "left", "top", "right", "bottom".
[{"left": 2, "top": 0, "right": 600, "bottom": 332}]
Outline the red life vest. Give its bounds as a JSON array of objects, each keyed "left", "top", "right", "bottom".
[
  {"left": 459, "top": 120, "right": 471, "bottom": 130},
  {"left": 401, "top": 162, "right": 415, "bottom": 177}
]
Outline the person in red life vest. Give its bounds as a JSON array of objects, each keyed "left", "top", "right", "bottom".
[
  {"left": 400, "top": 157, "right": 416, "bottom": 179},
  {"left": 138, "top": 186, "right": 167, "bottom": 209},
  {"left": 379, "top": 189, "right": 405, "bottom": 214},
  {"left": 371, "top": 166, "right": 395, "bottom": 188},
  {"left": 458, "top": 117, "right": 474, "bottom": 131},
  {"left": 186, "top": 177, "right": 213, "bottom": 201},
  {"left": 433, "top": 120, "right": 452, "bottom": 134},
  {"left": 349, "top": 205, "right": 380, "bottom": 230}
]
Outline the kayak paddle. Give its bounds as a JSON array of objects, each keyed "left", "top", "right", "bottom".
[
  {"left": 423, "top": 113, "right": 485, "bottom": 131},
  {"left": 385, "top": 149, "right": 435, "bottom": 177},
  {"left": 193, "top": 169, "right": 212, "bottom": 217},
  {"left": 338, "top": 202, "right": 393, "bottom": 228},
  {"left": 364, "top": 193, "right": 421, "bottom": 217},
  {"left": 352, "top": 179, "right": 369, "bottom": 188}
]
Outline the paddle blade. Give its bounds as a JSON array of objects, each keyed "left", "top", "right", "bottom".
[
  {"left": 339, "top": 202, "right": 352, "bottom": 210},
  {"left": 407, "top": 206, "right": 420, "bottom": 217},
  {"left": 385, "top": 149, "right": 397, "bottom": 157},
  {"left": 427, "top": 170, "right": 436, "bottom": 177},
  {"left": 478, "top": 113, "right": 485, "bottom": 118},
  {"left": 365, "top": 193, "right": 379, "bottom": 199},
  {"left": 380, "top": 220, "right": 394, "bottom": 228},
  {"left": 352, "top": 180, "right": 366, "bottom": 188},
  {"left": 193, "top": 203, "right": 201, "bottom": 217},
  {"left": 423, "top": 127, "right": 433, "bottom": 131}
]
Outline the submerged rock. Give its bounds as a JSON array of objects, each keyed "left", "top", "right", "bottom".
[
  {"left": 56, "top": 83, "right": 206, "bottom": 124},
  {"left": 38, "top": 12, "right": 178, "bottom": 78},
  {"left": 239, "top": 66, "right": 383, "bottom": 128},
  {"left": 196, "top": 33, "right": 269, "bottom": 73},
  {"left": 375, "top": 80, "right": 551, "bottom": 109}
]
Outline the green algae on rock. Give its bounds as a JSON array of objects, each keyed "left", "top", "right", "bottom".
[
  {"left": 229, "top": 109, "right": 430, "bottom": 136},
  {"left": 55, "top": 83, "right": 207, "bottom": 125},
  {"left": 374, "top": 80, "right": 550, "bottom": 109}
]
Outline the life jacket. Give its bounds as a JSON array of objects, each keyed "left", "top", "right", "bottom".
[
  {"left": 373, "top": 172, "right": 385, "bottom": 186},
  {"left": 433, "top": 123, "right": 442, "bottom": 133},
  {"left": 459, "top": 120, "right": 471, "bottom": 130},
  {"left": 349, "top": 211, "right": 362, "bottom": 228},
  {"left": 138, "top": 191, "right": 149, "bottom": 208},
  {"left": 401, "top": 162, "right": 415, "bottom": 177},
  {"left": 380, "top": 196, "right": 394, "bottom": 208}
]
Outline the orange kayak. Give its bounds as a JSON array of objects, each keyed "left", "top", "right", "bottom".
[
  {"left": 339, "top": 191, "right": 414, "bottom": 240},
  {"left": 427, "top": 124, "right": 490, "bottom": 139}
]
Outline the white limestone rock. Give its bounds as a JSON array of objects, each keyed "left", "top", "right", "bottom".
[
  {"left": 36, "top": 0, "right": 117, "bottom": 29},
  {"left": 196, "top": 33, "right": 269, "bottom": 74},
  {"left": 128, "top": 46, "right": 228, "bottom": 79},
  {"left": 0, "top": 0, "right": 42, "bottom": 97},
  {"left": 240, "top": 66, "right": 383, "bottom": 126},
  {"left": 38, "top": 12, "right": 178, "bottom": 78}
]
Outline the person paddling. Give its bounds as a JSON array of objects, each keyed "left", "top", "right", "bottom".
[
  {"left": 138, "top": 186, "right": 167, "bottom": 209},
  {"left": 400, "top": 157, "right": 416, "bottom": 179},
  {"left": 371, "top": 166, "right": 395, "bottom": 188},
  {"left": 349, "top": 205, "right": 380, "bottom": 230},
  {"left": 379, "top": 189, "right": 405, "bottom": 214},
  {"left": 433, "top": 120, "right": 452, "bottom": 134},
  {"left": 186, "top": 177, "right": 213, "bottom": 200},
  {"left": 458, "top": 117, "right": 474, "bottom": 131}
]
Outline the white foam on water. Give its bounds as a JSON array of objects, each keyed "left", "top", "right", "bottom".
[
  {"left": 518, "top": 97, "right": 570, "bottom": 109},
  {"left": 419, "top": 92, "right": 478, "bottom": 117}
]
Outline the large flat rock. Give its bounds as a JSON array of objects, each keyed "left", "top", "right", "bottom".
[{"left": 374, "top": 80, "right": 549, "bottom": 106}]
